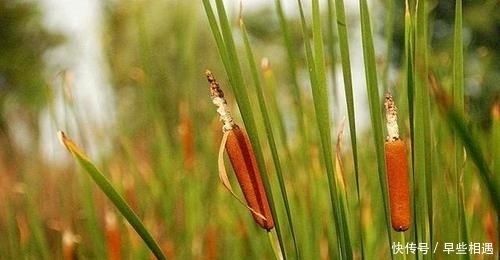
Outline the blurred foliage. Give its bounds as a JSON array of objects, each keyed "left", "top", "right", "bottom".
[
  {"left": 0, "top": 0, "right": 63, "bottom": 150},
  {"left": 0, "top": 0, "right": 498, "bottom": 258},
  {"left": 385, "top": 0, "right": 500, "bottom": 129},
  {"left": 103, "top": 0, "right": 221, "bottom": 144}
]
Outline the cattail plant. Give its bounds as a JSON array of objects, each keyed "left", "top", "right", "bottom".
[
  {"left": 384, "top": 93, "right": 411, "bottom": 232},
  {"left": 205, "top": 70, "right": 274, "bottom": 231}
]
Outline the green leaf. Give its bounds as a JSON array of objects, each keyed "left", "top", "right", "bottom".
[
  {"left": 58, "top": 131, "right": 167, "bottom": 260},
  {"left": 358, "top": 0, "right": 392, "bottom": 252}
]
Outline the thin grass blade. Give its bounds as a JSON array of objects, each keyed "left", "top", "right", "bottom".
[
  {"left": 452, "top": 2, "right": 470, "bottom": 259},
  {"left": 274, "top": 0, "right": 308, "bottom": 149},
  {"left": 428, "top": 76, "right": 500, "bottom": 214},
  {"left": 240, "top": 18, "right": 299, "bottom": 259},
  {"left": 57, "top": 131, "right": 167, "bottom": 260},
  {"left": 330, "top": 0, "right": 364, "bottom": 256},
  {"left": 412, "top": 1, "right": 432, "bottom": 257},
  {"left": 296, "top": 0, "right": 353, "bottom": 257},
  {"left": 358, "top": 0, "right": 393, "bottom": 252}
]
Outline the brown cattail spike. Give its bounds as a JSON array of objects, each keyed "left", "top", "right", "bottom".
[
  {"left": 206, "top": 70, "right": 275, "bottom": 231},
  {"left": 385, "top": 140, "right": 411, "bottom": 231},
  {"left": 384, "top": 92, "right": 411, "bottom": 232},
  {"left": 225, "top": 126, "right": 274, "bottom": 230}
]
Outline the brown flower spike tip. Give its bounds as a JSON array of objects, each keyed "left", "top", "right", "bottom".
[
  {"left": 384, "top": 93, "right": 411, "bottom": 232},
  {"left": 206, "top": 70, "right": 274, "bottom": 231}
]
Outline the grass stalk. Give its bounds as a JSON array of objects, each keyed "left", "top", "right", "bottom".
[
  {"left": 79, "top": 173, "right": 107, "bottom": 258},
  {"left": 409, "top": 1, "right": 432, "bottom": 259},
  {"left": 428, "top": 75, "right": 500, "bottom": 214},
  {"left": 358, "top": 0, "right": 393, "bottom": 253},
  {"left": 240, "top": 17, "right": 300, "bottom": 258},
  {"left": 58, "top": 131, "right": 167, "bottom": 260},
  {"left": 330, "top": 0, "right": 364, "bottom": 256},
  {"left": 273, "top": 0, "right": 308, "bottom": 150},
  {"left": 382, "top": 0, "right": 395, "bottom": 91},
  {"left": 24, "top": 186, "right": 50, "bottom": 259},
  {"left": 452, "top": 2, "right": 470, "bottom": 259},
  {"left": 296, "top": 0, "right": 352, "bottom": 257}
]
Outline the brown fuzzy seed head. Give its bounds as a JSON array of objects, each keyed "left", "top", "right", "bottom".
[
  {"left": 385, "top": 139, "right": 411, "bottom": 232},
  {"left": 205, "top": 70, "right": 224, "bottom": 99},
  {"left": 225, "top": 127, "right": 274, "bottom": 230}
]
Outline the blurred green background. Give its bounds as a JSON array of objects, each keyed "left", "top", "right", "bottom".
[{"left": 0, "top": 0, "right": 498, "bottom": 259}]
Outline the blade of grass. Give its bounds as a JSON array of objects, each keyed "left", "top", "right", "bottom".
[
  {"left": 452, "top": 2, "right": 470, "bottom": 259},
  {"left": 296, "top": 2, "right": 324, "bottom": 258},
  {"left": 382, "top": 0, "right": 395, "bottom": 91},
  {"left": 326, "top": 0, "right": 339, "bottom": 106},
  {"left": 4, "top": 201, "right": 20, "bottom": 259},
  {"left": 296, "top": 0, "right": 353, "bottom": 258},
  {"left": 24, "top": 186, "right": 50, "bottom": 259},
  {"left": 403, "top": 3, "right": 418, "bottom": 254},
  {"left": 239, "top": 17, "right": 299, "bottom": 259},
  {"left": 57, "top": 131, "right": 167, "bottom": 260},
  {"left": 79, "top": 172, "right": 106, "bottom": 258},
  {"left": 330, "top": 0, "right": 364, "bottom": 256},
  {"left": 404, "top": 0, "right": 414, "bottom": 157},
  {"left": 493, "top": 101, "right": 500, "bottom": 181},
  {"left": 428, "top": 75, "right": 500, "bottom": 214},
  {"left": 201, "top": 0, "right": 231, "bottom": 74},
  {"left": 274, "top": 0, "right": 308, "bottom": 150},
  {"left": 358, "top": 0, "right": 393, "bottom": 253},
  {"left": 412, "top": 1, "right": 432, "bottom": 257}
]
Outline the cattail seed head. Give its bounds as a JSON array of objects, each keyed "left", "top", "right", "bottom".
[
  {"left": 385, "top": 140, "right": 411, "bottom": 231},
  {"left": 225, "top": 126, "right": 274, "bottom": 230},
  {"left": 206, "top": 70, "right": 274, "bottom": 231},
  {"left": 384, "top": 92, "right": 411, "bottom": 232}
]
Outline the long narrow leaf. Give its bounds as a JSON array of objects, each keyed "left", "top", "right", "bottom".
[
  {"left": 240, "top": 18, "right": 299, "bottom": 259},
  {"left": 452, "top": 2, "right": 470, "bottom": 260},
  {"left": 274, "top": 0, "right": 308, "bottom": 149},
  {"left": 58, "top": 131, "right": 167, "bottom": 260},
  {"left": 330, "top": 0, "right": 364, "bottom": 257},
  {"left": 358, "top": 0, "right": 393, "bottom": 252},
  {"left": 412, "top": 1, "right": 432, "bottom": 257},
  {"left": 296, "top": 0, "right": 353, "bottom": 258},
  {"left": 428, "top": 76, "right": 500, "bottom": 214}
]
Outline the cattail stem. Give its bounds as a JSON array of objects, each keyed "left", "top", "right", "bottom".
[
  {"left": 206, "top": 70, "right": 274, "bottom": 231},
  {"left": 384, "top": 93, "right": 411, "bottom": 232}
]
